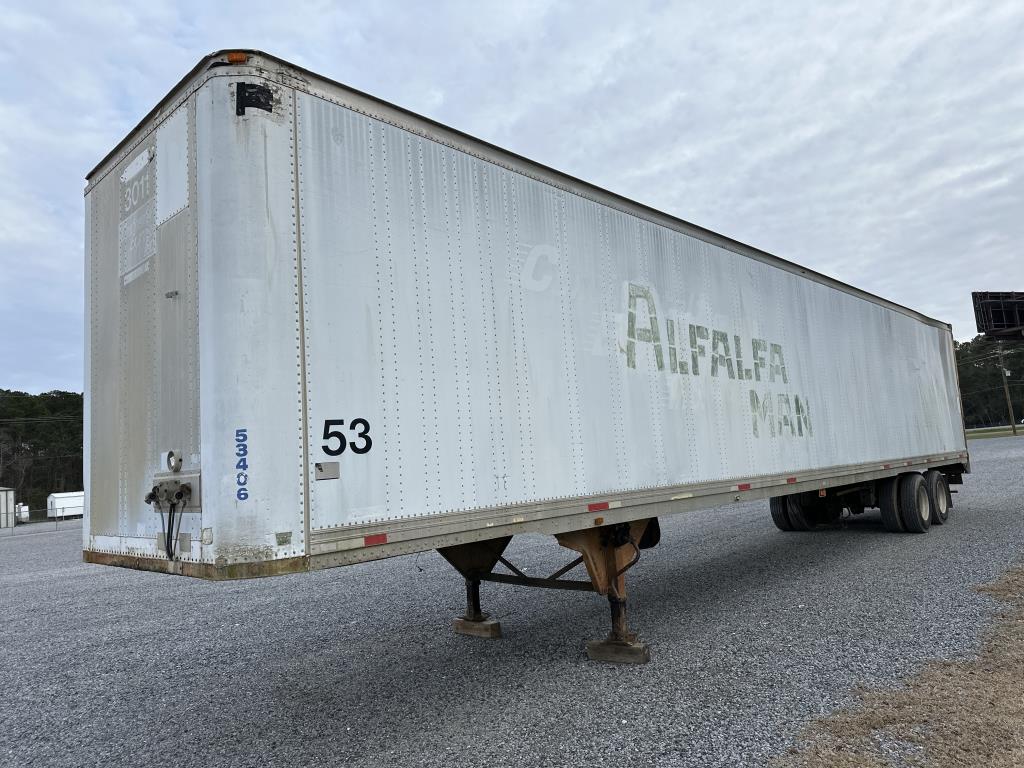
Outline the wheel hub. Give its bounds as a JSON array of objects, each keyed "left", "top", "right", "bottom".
[{"left": 917, "top": 486, "right": 930, "bottom": 522}]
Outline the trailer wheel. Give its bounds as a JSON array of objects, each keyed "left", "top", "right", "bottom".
[
  {"left": 924, "top": 470, "right": 950, "bottom": 525},
  {"left": 784, "top": 495, "right": 815, "bottom": 531},
  {"left": 878, "top": 477, "right": 904, "bottom": 532},
  {"left": 898, "top": 473, "right": 931, "bottom": 533},
  {"left": 770, "top": 497, "right": 794, "bottom": 531}
]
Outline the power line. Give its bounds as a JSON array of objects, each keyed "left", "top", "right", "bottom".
[
  {"left": 959, "top": 383, "right": 1024, "bottom": 397},
  {"left": 956, "top": 343, "right": 1024, "bottom": 359},
  {"left": 0, "top": 417, "right": 80, "bottom": 423},
  {"left": 0, "top": 453, "right": 84, "bottom": 461},
  {"left": 957, "top": 352, "right": 1013, "bottom": 366}
]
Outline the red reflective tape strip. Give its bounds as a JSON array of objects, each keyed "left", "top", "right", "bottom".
[
  {"left": 786, "top": 477, "right": 797, "bottom": 484},
  {"left": 737, "top": 483, "right": 752, "bottom": 491},
  {"left": 363, "top": 533, "right": 388, "bottom": 547},
  {"left": 883, "top": 463, "right": 891, "bottom": 469},
  {"left": 588, "top": 502, "right": 610, "bottom": 512}
]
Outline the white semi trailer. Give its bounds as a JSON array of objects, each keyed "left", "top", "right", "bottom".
[
  {"left": 84, "top": 50, "right": 968, "bottom": 662},
  {"left": 47, "top": 491, "right": 85, "bottom": 519}
]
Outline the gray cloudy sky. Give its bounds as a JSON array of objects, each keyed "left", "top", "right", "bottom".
[{"left": 2, "top": 1, "right": 1022, "bottom": 393}]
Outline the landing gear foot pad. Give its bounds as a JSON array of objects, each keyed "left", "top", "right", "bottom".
[
  {"left": 586, "top": 638, "right": 650, "bottom": 664},
  {"left": 453, "top": 617, "right": 502, "bottom": 639}
]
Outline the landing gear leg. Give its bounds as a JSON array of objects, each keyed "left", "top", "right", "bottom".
[
  {"left": 453, "top": 577, "right": 502, "bottom": 638},
  {"left": 557, "top": 520, "right": 652, "bottom": 664},
  {"left": 437, "top": 537, "right": 511, "bottom": 640},
  {"left": 587, "top": 586, "right": 649, "bottom": 664},
  {"left": 438, "top": 520, "right": 658, "bottom": 661}
]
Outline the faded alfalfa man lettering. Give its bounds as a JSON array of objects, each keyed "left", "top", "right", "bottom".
[{"left": 622, "top": 283, "right": 812, "bottom": 439}]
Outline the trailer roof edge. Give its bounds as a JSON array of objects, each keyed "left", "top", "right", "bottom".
[{"left": 85, "top": 49, "right": 952, "bottom": 332}]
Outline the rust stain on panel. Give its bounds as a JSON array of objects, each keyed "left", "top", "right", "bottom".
[{"left": 83, "top": 550, "right": 309, "bottom": 580}]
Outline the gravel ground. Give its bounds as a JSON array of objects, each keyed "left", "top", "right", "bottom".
[{"left": 2, "top": 436, "right": 1022, "bottom": 768}]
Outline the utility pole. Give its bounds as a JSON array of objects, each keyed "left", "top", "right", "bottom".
[{"left": 997, "top": 344, "right": 1018, "bottom": 436}]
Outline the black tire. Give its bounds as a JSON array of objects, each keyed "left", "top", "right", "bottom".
[
  {"left": 638, "top": 517, "right": 662, "bottom": 548},
  {"left": 770, "top": 497, "right": 794, "bottom": 531},
  {"left": 898, "top": 472, "right": 931, "bottom": 533},
  {"left": 785, "top": 495, "right": 815, "bottom": 531},
  {"left": 878, "top": 476, "right": 904, "bottom": 532},
  {"left": 924, "top": 470, "right": 950, "bottom": 525}
]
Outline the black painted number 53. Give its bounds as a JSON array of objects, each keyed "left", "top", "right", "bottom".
[{"left": 322, "top": 419, "right": 372, "bottom": 456}]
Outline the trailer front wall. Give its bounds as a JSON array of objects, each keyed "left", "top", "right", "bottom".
[
  {"left": 85, "top": 93, "right": 203, "bottom": 560},
  {"left": 295, "top": 91, "right": 965, "bottom": 532}
]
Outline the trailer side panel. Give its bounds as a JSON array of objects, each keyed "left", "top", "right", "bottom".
[{"left": 295, "top": 90, "right": 965, "bottom": 532}]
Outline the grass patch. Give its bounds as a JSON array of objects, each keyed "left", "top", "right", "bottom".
[
  {"left": 966, "top": 428, "right": 1022, "bottom": 440},
  {"left": 773, "top": 565, "right": 1024, "bottom": 767}
]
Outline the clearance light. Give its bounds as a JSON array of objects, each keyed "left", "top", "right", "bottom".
[{"left": 226, "top": 52, "right": 248, "bottom": 64}]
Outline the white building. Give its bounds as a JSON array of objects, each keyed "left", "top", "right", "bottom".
[{"left": 0, "top": 488, "right": 13, "bottom": 528}]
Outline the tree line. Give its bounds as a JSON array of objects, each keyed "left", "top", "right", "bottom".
[
  {"left": 0, "top": 389, "right": 83, "bottom": 515},
  {"left": 955, "top": 336, "right": 1024, "bottom": 428}
]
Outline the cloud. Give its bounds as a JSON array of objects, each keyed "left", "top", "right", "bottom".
[{"left": 1, "top": 0, "right": 1022, "bottom": 392}]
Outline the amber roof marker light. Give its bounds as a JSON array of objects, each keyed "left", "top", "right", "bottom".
[{"left": 226, "top": 51, "right": 249, "bottom": 64}]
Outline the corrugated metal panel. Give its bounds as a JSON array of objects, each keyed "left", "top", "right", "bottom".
[
  {"left": 296, "top": 91, "right": 965, "bottom": 531},
  {"left": 86, "top": 140, "right": 121, "bottom": 539},
  {"left": 195, "top": 79, "right": 305, "bottom": 564}
]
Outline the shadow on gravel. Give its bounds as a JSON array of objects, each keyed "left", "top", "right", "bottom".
[{"left": 771, "top": 562, "right": 1024, "bottom": 768}]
